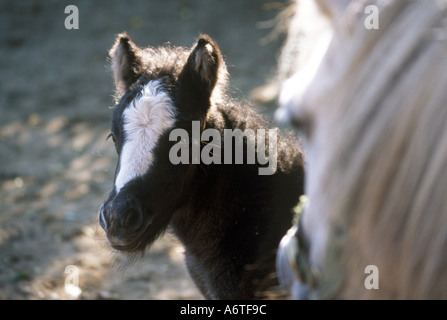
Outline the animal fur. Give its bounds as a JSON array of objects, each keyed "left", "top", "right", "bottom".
[{"left": 100, "top": 33, "right": 305, "bottom": 299}]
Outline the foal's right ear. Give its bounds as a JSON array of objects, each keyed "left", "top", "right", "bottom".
[
  {"left": 109, "top": 32, "right": 143, "bottom": 97},
  {"left": 181, "top": 34, "right": 223, "bottom": 98}
]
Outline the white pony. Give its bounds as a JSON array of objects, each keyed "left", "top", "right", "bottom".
[{"left": 277, "top": 0, "right": 447, "bottom": 299}]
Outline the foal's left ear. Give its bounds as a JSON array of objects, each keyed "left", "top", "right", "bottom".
[{"left": 181, "top": 34, "right": 223, "bottom": 98}]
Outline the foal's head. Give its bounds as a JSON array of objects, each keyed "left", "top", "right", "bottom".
[{"left": 99, "top": 33, "right": 226, "bottom": 252}]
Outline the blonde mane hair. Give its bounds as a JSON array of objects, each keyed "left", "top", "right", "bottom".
[{"left": 280, "top": 0, "right": 447, "bottom": 298}]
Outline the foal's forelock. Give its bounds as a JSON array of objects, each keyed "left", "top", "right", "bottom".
[{"left": 114, "top": 80, "right": 176, "bottom": 194}]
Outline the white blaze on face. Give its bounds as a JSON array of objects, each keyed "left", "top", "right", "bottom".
[{"left": 114, "top": 80, "right": 176, "bottom": 194}]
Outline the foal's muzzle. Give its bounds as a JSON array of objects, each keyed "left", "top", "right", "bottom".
[{"left": 99, "top": 193, "right": 149, "bottom": 251}]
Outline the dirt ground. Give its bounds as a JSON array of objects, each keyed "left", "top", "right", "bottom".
[{"left": 0, "top": 0, "right": 287, "bottom": 299}]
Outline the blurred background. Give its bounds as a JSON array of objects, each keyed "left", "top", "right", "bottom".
[{"left": 0, "top": 0, "right": 288, "bottom": 299}]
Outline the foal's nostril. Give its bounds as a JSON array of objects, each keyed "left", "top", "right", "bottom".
[
  {"left": 99, "top": 204, "right": 108, "bottom": 230},
  {"left": 122, "top": 208, "right": 143, "bottom": 230}
]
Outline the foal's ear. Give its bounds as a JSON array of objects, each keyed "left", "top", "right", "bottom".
[
  {"left": 182, "top": 34, "right": 223, "bottom": 97},
  {"left": 109, "top": 32, "right": 143, "bottom": 97}
]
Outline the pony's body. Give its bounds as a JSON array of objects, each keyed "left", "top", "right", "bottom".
[{"left": 170, "top": 104, "right": 303, "bottom": 299}]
